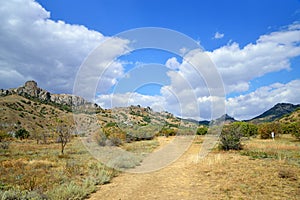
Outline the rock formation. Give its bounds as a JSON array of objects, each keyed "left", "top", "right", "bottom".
[{"left": 0, "top": 80, "right": 97, "bottom": 108}]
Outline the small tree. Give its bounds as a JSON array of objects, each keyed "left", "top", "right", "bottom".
[
  {"left": 15, "top": 128, "right": 30, "bottom": 140},
  {"left": 57, "top": 125, "right": 71, "bottom": 154},
  {"left": 219, "top": 125, "right": 243, "bottom": 151}
]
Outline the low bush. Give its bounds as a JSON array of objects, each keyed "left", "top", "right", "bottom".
[
  {"left": 15, "top": 128, "right": 30, "bottom": 140},
  {"left": 219, "top": 125, "right": 243, "bottom": 151},
  {"left": 158, "top": 127, "right": 177, "bottom": 137},
  {"left": 47, "top": 181, "right": 87, "bottom": 200},
  {"left": 0, "top": 188, "right": 46, "bottom": 200},
  {"left": 107, "top": 153, "right": 143, "bottom": 169},
  {"left": 196, "top": 126, "right": 208, "bottom": 135}
]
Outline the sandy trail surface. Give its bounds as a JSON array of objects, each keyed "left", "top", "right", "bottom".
[{"left": 89, "top": 137, "right": 207, "bottom": 200}]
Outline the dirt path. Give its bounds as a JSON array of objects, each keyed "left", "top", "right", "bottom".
[
  {"left": 88, "top": 137, "right": 300, "bottom": 200},
  {"left": 89, "top": 137, "right": 208, "bottom": 200}
]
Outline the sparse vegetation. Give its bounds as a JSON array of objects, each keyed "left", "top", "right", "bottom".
[
  {"left": 0, "top": 139, "right": 115, "bottom": 200},
  {"left": 1, "top": 83, "right": 300, "bottom": 199}
]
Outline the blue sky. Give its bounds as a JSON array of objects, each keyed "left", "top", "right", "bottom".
[
  {"left": 0, "top": 0, "right": 300, "bottom": 120},
  {"left": 36, "top": 0, "right": 299, "bottom": 49}
]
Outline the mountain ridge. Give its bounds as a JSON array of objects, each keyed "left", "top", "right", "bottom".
[
  {"left": 1, "top": 81, "right": 299, "bottom": 125},
  {"left": 247, "top": 103, "right": 300, "bottom": 124}
]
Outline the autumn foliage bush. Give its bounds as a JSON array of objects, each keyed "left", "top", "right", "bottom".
[{"left": 258, "top": 122, "right": 282, "bottom": 139}]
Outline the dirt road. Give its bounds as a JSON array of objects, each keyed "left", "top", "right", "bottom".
[
  {"left": 88, "top": 137, "right": 300, "bottom": 200},
  {"left": 89, "top": 137, "right": 205, "bottom": 200}
]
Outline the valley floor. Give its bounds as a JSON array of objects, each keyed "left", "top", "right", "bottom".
[{"left": 89, "top": 136, "right": 300, "bottom": 200}]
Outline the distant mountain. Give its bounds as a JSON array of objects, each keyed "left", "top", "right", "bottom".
[
  {"left": 248, "top": 103, "right": 300, "bottom": 124},
  {"left": 181, "top": 118, "right": 201, "bottom": 125},
  {"left": 199, "top": 120, "right": 210, "bottom": 126},
  {"left": 211, "top": 114, "right": 237, "bottom": 125}
]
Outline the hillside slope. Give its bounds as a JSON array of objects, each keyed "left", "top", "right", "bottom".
[
  {"left": 279, "top": 108, "right": 300, "bottom": 123},
  {"left": 248, "top": 103, "right": 300, "bottom": 124},
  {"left": 0, "top": 81, "right": 197, "bottom": 142}
]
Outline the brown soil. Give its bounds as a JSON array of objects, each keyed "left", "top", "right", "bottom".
[{"left": 89, "top": 137, "right": 300, "bottom": 200}]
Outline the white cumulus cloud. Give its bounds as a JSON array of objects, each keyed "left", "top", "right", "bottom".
[
  {"left": 208, "top": 24, "right": 300, "bottom": 94},
  {"left": 226, "top": 79, "right": 300, "bottom": 120},
  {"left": 0, "top": 0, "right": 128, "bottom": 95}
]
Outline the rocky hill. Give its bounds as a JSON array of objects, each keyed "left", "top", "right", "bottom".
[
  {"left": 0, "top": 80, "right": 97, "bottom": 108},
  {"left": 248, "top": 103, "right": 300, "bottom": 124},
  {"left": 0, "top": 81, "right": 197, "bottom": 142},
  {"left": 210, "top": 114, "right": 237, "bottom": 125}
]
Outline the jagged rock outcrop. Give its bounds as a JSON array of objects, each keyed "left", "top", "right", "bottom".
[
  {"left": 0, "top": 80, "right": 98, "bottom": 108},
  {"left": 16, "top": 80, "right": 51, "bottom": 102},
  {"left": 0, "top": 80, "right": 50, "bottom": 101},
  {"left": 51, "top": 94, "right": 89, "bottom": 107}
]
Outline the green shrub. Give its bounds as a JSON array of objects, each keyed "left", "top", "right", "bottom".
[
  {"left": 229, "top": 122, "right": 258, "bottom": 137},
  {"left": 282, "top": 122, "right": 300, "bottom": 140},
  {"left": 158, "top": 127, "right": 177, "bottom": 137},
  {"left": 196, "top": 126, "right": 208, "bottom": 135},
  {"left": 88, "top": 163, "right": 112, "bottom": 185},
  {"left": 15, "top": 128, "right": 30, "bottom": 140},
  {"left": 219, "top": 125, "right": 243, "bottom": 151},
  {"left": 0, "top": 188, "right": 46, "bottom": 200},
  {"left": 47, "top": 182, "right": 87, "bottom": 200}
]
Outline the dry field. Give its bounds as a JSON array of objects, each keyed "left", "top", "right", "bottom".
[
  {"left": 89, "top": 135, "right": 300, "bottom": 200},
  {"left": 0, "top": 134, "right": 299, "bottom": 199}
]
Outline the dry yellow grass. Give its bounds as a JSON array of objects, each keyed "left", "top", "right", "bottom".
[
  {"left": 0, "top": 138, "right": 116, "bottom": 198},
  {"left": 196, "top": 152, "right": 300, "bottom": 199},
  {"left": 89, "top": 135, "right": 300, "bottom": 200}
]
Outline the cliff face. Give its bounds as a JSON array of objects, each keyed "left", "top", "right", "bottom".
[
  {"left": 50, "top": 94, "right": 89, "bottom": 107},
  {"left": 0, "top": 80, "right": 94, "bottom": 107},
  {"left": 16, "top": 80, "right": 51, "bottom": 101}
]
